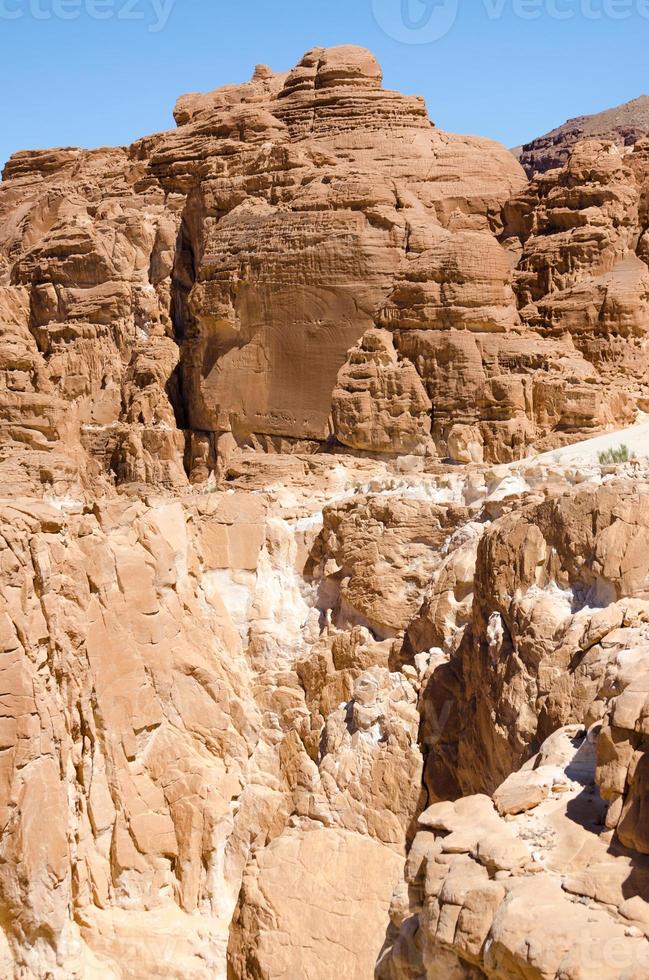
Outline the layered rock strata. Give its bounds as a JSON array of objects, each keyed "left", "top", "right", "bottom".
[
  {"left": 5, "top": 45, "right": 649, "bottom": 480},
  {"left": 2, "top": 42, "right": 649, "bottom": 980}
]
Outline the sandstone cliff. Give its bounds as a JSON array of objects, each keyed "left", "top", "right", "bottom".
[
  {"left": 5, "top": 44, "right": 649, "bottom": 483},
  {"left": 1, "top": 43, "right": 649, "bottom": 980}
]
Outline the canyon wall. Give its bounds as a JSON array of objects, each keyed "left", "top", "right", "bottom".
[{"left": 1, "top": 44, "right": 649, "bottom": 979}]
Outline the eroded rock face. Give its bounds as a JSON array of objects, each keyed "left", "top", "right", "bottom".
[
  {"left": 0, "top": 464, "right": 429, "bottom": 978},
  {"left": 3, "top": 47, "right": 649, "bottom": 481},
  {"left": 165, "top": 45, "right": 527, "bottom": 457},
  {"left": 228, "top": 828, "right": 404, "bottom": 980},
  {"left": 382, "top": 475, "right": 649, "bottom": 980},
  {"left": 4, "top": 42, "right": 649, "bottom": 980},
  {"left": 332, "top": 328, "right": 433, "bottom": 456},
  {"left": 3, "top": 438, "right": 649, "bottom": 978},
  {"left": 505, "top": 140, "right": 649, "bottom": 435},
  {"left": 458, "top": 484, "right": 649, "bottom": 795}
]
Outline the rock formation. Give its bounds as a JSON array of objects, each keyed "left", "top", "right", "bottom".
[
  {"left": 1, "top": 42, "right": 649, "bottom": 980},
  {"left": 517, "top": 93, "right": 649, "bottom": 176}
]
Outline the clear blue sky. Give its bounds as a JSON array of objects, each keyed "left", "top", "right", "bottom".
[{"left": 1, "top": 0, "right": 648, "bottom": 169}]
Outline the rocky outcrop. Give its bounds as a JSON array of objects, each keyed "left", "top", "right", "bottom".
[
  {"left": 3, "top": 48, "right": 649, "bottom": 480},
  {"left": 310, "top": 492, "right": 470, "bottom": 638},
  {"left": 5, "top": 42, "right": 649, "bottom": 980},
  {"left": 164, "top": 45, "right": 527, "bottom": 457},
  {"left": 0, "top": 139, "right": 186, "bottom": 496},
  {"left": 518, "top": 94, "right": 649, "bottom": 176},
  {"left": 504, "top": 138, "right": 649, "bottom": 435},
  {"left": 457, "top": 483, "right": 649, "bottom": 795},
  {"left": 0, "top": 458, "right": 429, "bottom": 977},
  {"left": 4, "top": 422, "right": 649, "bottom": 977},
  {"left": 378, "top": 468, "right": 649, "bottom": 979},
  {"left": 380, "top": 724, "right": 649, "bottom": 980},
  {"left": 332, "top": 329, "right": 433, "bottom": 456}
]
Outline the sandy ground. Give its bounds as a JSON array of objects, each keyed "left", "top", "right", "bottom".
[{"left": 532, "top": 420, "right": 649, "bottom": 466}]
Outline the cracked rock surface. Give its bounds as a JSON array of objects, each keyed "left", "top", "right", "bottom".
[{"left": 2, "top": 42, "right": 649, "bottom": 980}]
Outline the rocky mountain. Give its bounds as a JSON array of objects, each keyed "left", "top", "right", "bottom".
[
  {"left": 1, "top": 44, "right": 649, "bottom": 979},
  {"left": 518, "top": 94, "right": 649, "bottom": 176}
]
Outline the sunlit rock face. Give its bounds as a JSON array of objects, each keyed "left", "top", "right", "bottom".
[
  {"left": 3, "top": 46, "right": 649, "bottom": 485},
  {"left": 163, "top": 44, "right": 529, "bottom": 459},
  {"left": 3, "top": 42, "right": 649, "bottom": 980}
]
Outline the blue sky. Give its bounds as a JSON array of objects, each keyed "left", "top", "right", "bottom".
[{"left": 1, "top": 0, "right": 648, "bottom": 169}]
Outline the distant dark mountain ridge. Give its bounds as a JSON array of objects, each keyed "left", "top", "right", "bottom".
[{"left": 516, "top": 94, "right": 649, "bottom": 175}]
